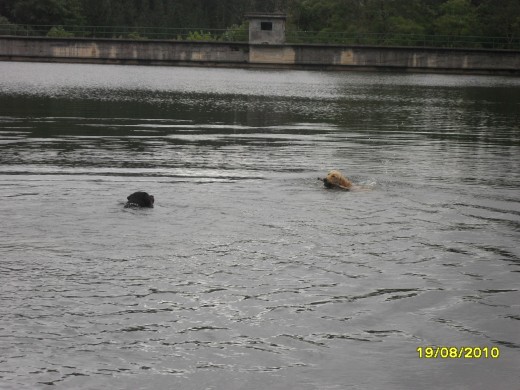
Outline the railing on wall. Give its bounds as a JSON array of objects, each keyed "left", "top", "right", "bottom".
[
  {"left": 0, "top": 24, "right": 519, "bottom": 50},
  {"left": 0, "top": 24, "right": 249, "bottom": 42},
  {"left": 286, "top": 31, "right": 520, "bottom": 49}
]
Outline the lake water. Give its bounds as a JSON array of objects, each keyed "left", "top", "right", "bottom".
[{"left": 0, "top": 62, "right": 519, "bottom": 389}]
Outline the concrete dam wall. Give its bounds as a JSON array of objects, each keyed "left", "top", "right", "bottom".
[
  {"left": 0, "top": 36, "right": 519, "bottom": 75},
  {"left": 0, "top": 37, "right": 249, "bottom": 67}
]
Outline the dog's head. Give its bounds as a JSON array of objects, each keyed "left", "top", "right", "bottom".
[
  {"left": 126, "top": 191, "right": 154, "bottom": 208},
  {"left": 322, "top": 170, "right": 352, "bottom": 190},
  {"left": 146, "top": 194, "right": 155, "bottom": 207}
]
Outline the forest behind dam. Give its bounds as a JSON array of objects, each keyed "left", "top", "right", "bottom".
[{"left": 0, "top": 0, "right": 519, "bottom": 42}]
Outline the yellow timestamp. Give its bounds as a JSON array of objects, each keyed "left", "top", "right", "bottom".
[{"left": 417, "top": 346, "right": 500, "bottom": 359}]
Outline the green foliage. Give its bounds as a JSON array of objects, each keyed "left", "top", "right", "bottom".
[
  {"left": 0, "top": 0, "right": 519, "bottom": 48},
  {"left": 0, "top": 15, "right": 27, "bottom": 35},
  {"left": 388, "top": 16, "right": 425, "bottom": 35},
  {"left": 46, "top": 25, "right": 74, "bottom": 37},
  {"left": 0, "top": 16, "right": 12, "bottom": 24},
  {"left": 478, "top": 0, "right": 520, "bottom": 41},
  {"left": 434, "top": 0, "right": 479, "bottom": 36},
  {"left": 220, "top": 23, "right": 248, "bottom": 42},
  {"left": 127, "top": 31, "right": 146, "bottom": 40},
  {"left": 7, "top": 0, "right": 84, "bottom": 25},
  {"left": 186, "top": 30, "right": 215, "bottom": 41}
]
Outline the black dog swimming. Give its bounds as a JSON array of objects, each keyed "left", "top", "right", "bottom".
[{"left": 125, "top": 191, "right": 155, "bottom": 208}]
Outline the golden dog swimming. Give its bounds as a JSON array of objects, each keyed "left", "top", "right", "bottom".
[{"left": 319, "top": 170, "right": 353, "bottom": 190}]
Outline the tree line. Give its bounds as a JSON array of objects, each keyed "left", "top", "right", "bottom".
[{"left": 0, "top": 0, "right": 519, "bottom": 42}]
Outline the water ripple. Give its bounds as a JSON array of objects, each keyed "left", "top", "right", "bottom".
[{"left": 1, "top": 63, "right": 519, "bottom": 390}]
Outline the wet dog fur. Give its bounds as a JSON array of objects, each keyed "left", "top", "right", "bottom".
[
  {"left": 319, "top": 170, "right": 353, "bottom": 190},
  {"left": 125, "top": 191, "right": 155, "bottom": 208}
]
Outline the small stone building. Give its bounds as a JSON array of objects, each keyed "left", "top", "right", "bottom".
[{"left": 245, "top": 13, "right": 286, "bottom": 45}]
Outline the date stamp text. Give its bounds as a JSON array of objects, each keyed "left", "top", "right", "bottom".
[{"left": 417, "top": 346, "right": 500, "bottom": 359}]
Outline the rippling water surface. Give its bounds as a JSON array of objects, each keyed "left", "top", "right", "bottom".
[{"left": 1, "top": 62, "right": 519, "bottom": 389}]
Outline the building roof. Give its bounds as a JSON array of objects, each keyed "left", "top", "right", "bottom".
[{"left": 244, "top": 13, "right": 287, "bottom": 20}]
